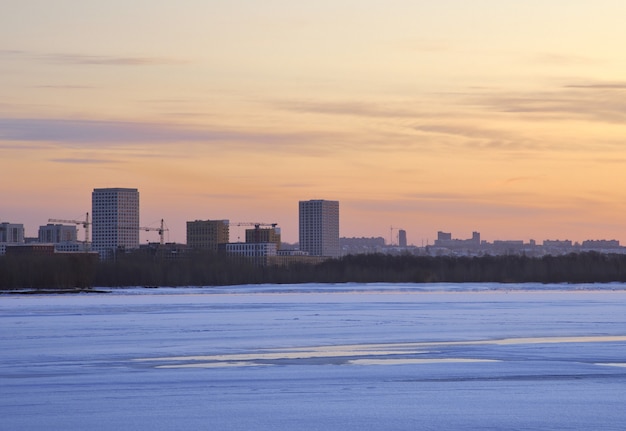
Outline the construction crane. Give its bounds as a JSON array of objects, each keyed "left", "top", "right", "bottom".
[
  {"left": 120, "top": 219, "right": 169, "bottom": 245},
  {"left": 232, "top": 222, "right": 278, "bottom": 229},
  {"left": 141, "top": 219, "right": 168, "bottom": 245},
  {"left": 231, "top": 222, "right": 278, "bottom": 242},
  {"left": 390, "top": 226, "right": 403, "bottom": 246},
  {"left": 48, "top": 212, "right": 91, "bottom": 251}
]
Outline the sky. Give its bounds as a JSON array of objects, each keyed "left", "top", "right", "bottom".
[{"left": 2, "top": 0, "right": 626, "bottom": 245}]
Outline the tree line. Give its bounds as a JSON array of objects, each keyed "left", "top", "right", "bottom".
[{"left": 2, "top": 251, "right": 626, "bottom": 290}]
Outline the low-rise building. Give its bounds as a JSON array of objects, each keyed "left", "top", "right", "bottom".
[
  {"left": 246, "top": 226, "right": 281, "bottom": 249},
  {"left": 38, "top": 224, "right": 78, "bottom": 243},
  {"left": 186, "top": 219, "right": 229, "bottom": 251},
  {"left": 1, "top": 222, "right": 25, "bottom": 244}
]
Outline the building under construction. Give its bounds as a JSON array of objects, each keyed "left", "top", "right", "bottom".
[{"left": 186, "top": 219, "right": 229, "bottom": 252}]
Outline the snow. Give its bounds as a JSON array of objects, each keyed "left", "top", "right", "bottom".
[{"left": 2, "top": 283, "right": 626, "bottom": 430}]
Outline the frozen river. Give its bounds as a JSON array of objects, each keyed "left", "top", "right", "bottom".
[{"left": 2, "top": 283, "right": 626, "bottom": 430}]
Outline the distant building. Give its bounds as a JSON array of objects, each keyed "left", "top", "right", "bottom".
[
  {"left": 38, "top": 224, "right": 78, "bottom": 244},
  {"left": 492, "top": 240, "right": 524, "bottom": 246},
  {"left": 434, "top": 231, "right": 481, "bottom": 248},
  {"left": 491, "top": 240, "right": 526, "bottom": 254},
  {"left": 139, "top": 242, "right": 187, "bottom": 259},
  {"left": 0, "top": 222, "right": 25, "bottom": 244},
  {"left": 186, "top": 219, "right": 229, "bottom": 251},
  {"left": 582, "top": 239, "right": 620, "bottom": 249},
  {"left": 398, "top": 230, "right": 407, "bottom": 247},
  {"left": 437, "top": 231, "right": 452, "bottom": 242},
  {"left": 273, "top": 252, "right": 328, "bottom": 266},
  {"left": 246, "top": 226, "right": 281, "bottom": 250},
  {"left": 299, "top": 199, "right": 340, "bottom": 258},
  {"left": 92, "top": 188, "right": 140, "bottom": 259},
  {"left": 225, "top": 242, "right": 277, "bottom": 266},
  {"left": 543, "top": 240, "right": 573, "bottom": 248},
  {"left": 5, "top": 244, "right": 55, "bottom": 255},
  {"left": 53, "top": 242, "right": 84, "bottom": 253},
  {"left": 340, "top": 237, "right": 385, "bottom": 255},
  {"left": 278, "top": 249, "right": 309, "bottom": 256}
]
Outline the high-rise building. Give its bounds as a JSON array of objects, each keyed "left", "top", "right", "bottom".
[
  {"left": 299, "top": 199, "right": 340, "bottom": 258},
  {"left": 398, "top": 229, "right": 407, "bottom": 247},
  {"left": 186, "top": 219, "right": 229, "bottom": 251},
  {"left": 91, "top": 188, "right": 140, "bottom": 258}
]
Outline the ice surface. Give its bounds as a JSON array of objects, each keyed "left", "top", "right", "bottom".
[{"left": 2, "top": 283, "right": 626, "bottom": 430}]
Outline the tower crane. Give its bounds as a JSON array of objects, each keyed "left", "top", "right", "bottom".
[
  {"left": 232, "top": 222, "right": 278, "bottom": 229},
  {"left": 120, "top": 219, "right": 169, "bottom": 245},
  {"left": 390, "top": 226, "right": 403, "bottom": 246},
  {"left": 48, "top": 212, "right": 91, "bottom": 251},
  {"left": 230, "top": 222, "right": 278, "bottom": 242},
  {"left": 140, "top": 219, "right": 169, "bottom": 245}
]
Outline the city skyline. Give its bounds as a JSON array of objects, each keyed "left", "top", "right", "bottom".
[
  {"left": 3, "top": 2, "right": 626, "bottom": 245},
  {"left": 2, "top": 188, "right": 623, "bottom": 249}
]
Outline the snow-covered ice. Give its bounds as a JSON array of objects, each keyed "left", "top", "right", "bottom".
[{"left": 2, "top": 283, "right": 626, "bottom": 430}]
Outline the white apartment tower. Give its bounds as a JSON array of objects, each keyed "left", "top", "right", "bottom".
[
  {"left": 92, "top": 188, "right": 140, "bottom": 258},
  {"left": 299, "top": 199, "right": 340, "bottom": 258}
]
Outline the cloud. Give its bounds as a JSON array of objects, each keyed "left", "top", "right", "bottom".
[
  {"left": 564, "top": 82, "right": 626, "bottom": 90},
  {"left": 193, "top": 192, "right": 257, "bottom": 201},
  {"left": 532, "top": 53, "right": 598, "bottom": 65},
  {"left": 49, "top": 158, "right": 119, "bottom": 164},
  {"left": 277, "top": 182, "right": 317, "bottom": 188},
  {"left": 0, "top": 118, "right": 214, "bottom": 144},
  {"left": 33, "top": 85, "right": 95, "bottom": 89},
  {"left": 0, "top": 49, "right": 184, "bottom": 66},
  {"left": 0, "top": 117, "right": 342, "bottom": 156},
  {"left": 504, "top": 176, "right": 542, "bottom": 185},
  {"left": 39, "top": 53, "right": 185, "bottom": 66},
  {"left": 0, "top": 49, "right": 26, "bottom": 56},
  {"left": 593, "top": 157, "right": 626, "bottom": 164},
  {"left": 476, "top": 85, "right": 626, "bottom": 125},
  {"left": 346, "top": 194, "right": 559, "bottom": 220},
  {"left": 273, "top": 99, "right": 419, "bottom": 119},
  {"left": 415, "top": 124, "right": 505, "bottom": 140},
  {"left": 413, "top": 123, "right": 544, "bottom": 153}
]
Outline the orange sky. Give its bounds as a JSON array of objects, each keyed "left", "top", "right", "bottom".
[{"left": 2, "top": 1, "right": 626, "bottom": 245}]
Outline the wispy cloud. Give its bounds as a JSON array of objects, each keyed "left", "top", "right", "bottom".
[
  {"left": 565, "top": 82, "right": 626, "bottom": 90},
  {"left": 39, "top": 53, "right": 185, "bottom": 66},
  {"left": 49, "top": 157, "right": 119, "bottom": 164},
  {"left": 347, "top": 194, "right": 559, "bottom": 220},
  {"left": 0, "top": 118, "right": 214, "bottom": 144},
  {"left": 0, "top": 49, "right": 26, "bottom": 56},
  {"left": 504, "top": 176, "right": 542, "bottom": 185},
  {"left": 33, "top": 85, "right": 95, "bottom": 89},
  {"left": 277, "top": 182, "right": 316, "bottom": 188},
  {"left": 273, "top": 99, "right": 419, "bottom": 119},
  {"left": 194, "top": 192, "right": 256, "bottom": 201},
  {"left": 415, "top": 124, "right": 507, "bottom": 140},
  {"left": 532, "top": 53, "right": 599, "bottom": 65},
  {"left": 0, "top": 117, "right": 341, "bottom": 156},
  {"left": 413, "top": 123, "right": 543, "bottom": 153},
  {"left": 475, "top": 84, "right": 626, "bottom": 124},
  {"left": 0, "top": 49, "right": 185, "bottom": 66}
]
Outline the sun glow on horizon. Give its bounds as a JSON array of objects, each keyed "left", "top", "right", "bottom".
[{"left": 2, "top": 1, "right": 626, "bottom": 244}]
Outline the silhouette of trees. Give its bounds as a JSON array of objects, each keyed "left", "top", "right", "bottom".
[
  {"left": 0, "top": 253, "right": 96, "bottom": 290},
  {"left": 2, "top": 251, "right": 626, "bottom": 290}
]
